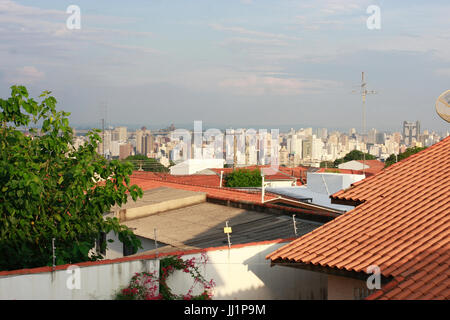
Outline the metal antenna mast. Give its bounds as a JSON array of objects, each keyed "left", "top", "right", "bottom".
[
  {"left": 355, "top": 72, "right": 377, "bottom": 175},
  {"left": 99, "top": 101, "right": 108, "bottom": 158}
]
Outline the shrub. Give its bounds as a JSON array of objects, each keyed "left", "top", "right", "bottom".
[
  {"left": 224, "top": 169, "right": 262, "bottom": 187},
  {"left": 116, "top": 253, "right": 215, "bottom": 300}
]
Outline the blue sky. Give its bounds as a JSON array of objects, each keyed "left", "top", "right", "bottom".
[{"left": 0, "top": 0, "right": 449, "bottom": 132}]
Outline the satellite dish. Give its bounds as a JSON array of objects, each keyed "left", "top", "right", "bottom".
[{"left": 436, "top": 90, "right": 450, "bottom": 123}]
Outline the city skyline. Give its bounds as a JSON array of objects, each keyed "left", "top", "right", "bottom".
[
  {"left": 0, "top": 0, "right": 449, "bottom": 132},
  {"left": 72, "top": 121, "right": 447, "bottom": 137}
]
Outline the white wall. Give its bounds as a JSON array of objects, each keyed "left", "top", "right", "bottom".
[
  {"left": 0, "top": 259, "right": 158, "bottom": 300},
  {"left": 0, "top": 241, "right": 327, "bottom": 300},
  {"left": 170, "top": 159, "right": 224, "bottom": 175},
  {"left": 307, "top": 172, "right": 365, "bottom": 195},
  {"left": 166, "top": 242, "right": 327, "bottom": 300}
]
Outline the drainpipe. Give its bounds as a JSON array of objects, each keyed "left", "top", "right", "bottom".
[{"left": 220, "top": 170, "right": 223, "bottom": 188}]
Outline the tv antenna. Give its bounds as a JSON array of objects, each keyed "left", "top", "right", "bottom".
[
  {"left": 352, "top": 72, "right": 377, "bottom": 175},
  {"left": 99, "top": 101, "right": 108, "bottom": 157},
  {"left": 435, "top": 90, "right": 450, "bottom": 123}
]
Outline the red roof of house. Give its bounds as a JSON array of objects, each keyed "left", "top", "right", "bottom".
[
  {"left": 318, "top": 160, "right": 384, "bottom": 177},
  {"left": 209, "top": 165, "right": 308, "bottom": 185},
  {"left": 267, "top": 136, "right": 450, "bottom": 300},
  {"left": 130, "top": 172, "right": 277, "bottom": 204},
  {"left": 355, "top": 159, "right": 385, "bottom": 175},
  {"left": 317, "top": 168, "right": 365, "bottom": 175},
  {"left": 132, "top": 172, "right": 222, "bottom": 188}
]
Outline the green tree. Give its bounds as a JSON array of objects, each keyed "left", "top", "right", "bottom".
[
  {"left": 384, "top": 146, "right": 426, "bottom": 168},
  {"left": 224, "top": 169, "right": 262, "bottom": 187},
  {"left": 320, "top": 161, "right": 336, "bottom": 168},
  {"left": 333, "top": 150, "right": 377, "bottom": 167},
  {"left": 0, "top": 85, "right": 143, "bottom": 271},
  {"left": 124, "top": 154, "right": 169, "bottom": 172}
]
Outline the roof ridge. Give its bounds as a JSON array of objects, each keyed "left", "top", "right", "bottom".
[{"left": 130, "top": 174, "right": 277, "bottom": 197}]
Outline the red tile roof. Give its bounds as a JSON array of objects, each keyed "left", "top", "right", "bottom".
[
  {"left": 209, "top": 165, "right": 308, "bottom": 184},
  {"left": 317, "top": 168, "right": 366, "bottom": 175},
  {"left": 132, "top": 172, "right": 222, "bottom": 187},
  {"left": 318, "top": 160, "right": 384, "bottom": 177},
  {"left": 355, "top": 159, "right": 385, "bottom": 175},
  {"left": 267, "top": 136, "right": 450, "bottom": 300},
  {"left": 130, "top": 172, "right": 277, "bottom": 204},
  {"left": 129, "top": 172, "right": 342, "bottom": 219}
]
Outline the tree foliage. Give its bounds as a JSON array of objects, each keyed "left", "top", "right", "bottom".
[
  {"left": 224, "top": 169, "right": 262, "bottom": 187},
  {"left": 124, "top": 155, "right": 169, "bottom": 172},
  {"left": 384, "top": 146, "right": 426, "bottom": 168},
  {"left": 320, "top": 161, "right": 336, "bottom": 168},
  {"left": 0, "top": 85, "right": 143, "bottom": 271},
  {"left": 334, "top": 150, "right": 377, "bottom": 167}
]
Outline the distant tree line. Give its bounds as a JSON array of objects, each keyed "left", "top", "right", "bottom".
[
  {"left": 320, "top": 150, "right": 377, "bottom": 168},
  {"left": 384, "top": 146, "right": 426, "bottom": 168}
]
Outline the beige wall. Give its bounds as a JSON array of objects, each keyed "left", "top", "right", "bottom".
[
  {"left": 167, "top": 243, "right": 328, "bottom": 300},
  {"left": 327, "top": 274, "right": 369, "bottom": 300}
]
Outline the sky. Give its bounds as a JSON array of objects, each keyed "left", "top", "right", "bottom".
[{"left": 0, "top": 0, "right": 449, "bottom": 132}]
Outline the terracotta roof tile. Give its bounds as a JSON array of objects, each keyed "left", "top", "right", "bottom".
[{"left": 267, "top": 136, "right": 450, "bottom": 300}]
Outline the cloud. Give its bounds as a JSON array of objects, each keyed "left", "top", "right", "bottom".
[
  {"left": 435, "top": 68, "right": 450, "bottom": 77},
  {"left": 219, "top": 75, "right": 341, "bottom": 95},
  {"left": 5, "top": 66, "right": 45, "bottom": 84},
  {"left": 219, "top": 37, "right": 289, "bottom": 47},
  {"left": 210, "top": 23, "right": 301, "bottom": 41},
  {"left": 0, "top": 0, "right": 155, "bottom": 51},
  {"left": 296, "top": 0, "right": 370, "bottom": 15}
]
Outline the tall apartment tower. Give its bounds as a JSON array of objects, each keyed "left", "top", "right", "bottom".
[
  {"left": 112, "top": 126, "right": 127, "bottom": 141},
  {"left": 403, "top": 121, "right": 420, "bottom": 146},
  {"left": 135, "top": 129, "right": 143, "bottom": 154},
  {"left": 142, "top": 134, "right": 154, "bottom": 156}
]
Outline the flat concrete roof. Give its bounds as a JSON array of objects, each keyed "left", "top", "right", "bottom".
[
  {"left": 111, "top": 187, "right": 205, "bottom": 210},
  {"left": 124, "top": 201, "right": 322, "bottom": 253}
]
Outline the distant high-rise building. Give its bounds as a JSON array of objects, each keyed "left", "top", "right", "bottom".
[
  {"left": 368, "top": 128, "right": 377, "bottom": 144},
  {"left": 119, "top": 143, "right": 132, "bottom": 160},
  {"left": 112, "top": 126, "right": 127, "bottom": 141},
  {"left": 376, "top": 132, "right": 385, "bottom": 145},
  {"left": 403, "top": 121, "right": 420, "bottom": 146},
  {"left": 311, "top": 135, "right": 324, "bottom": 160},
  {"left": 135, "top": 129, "right": 143, "bottom": 154},
  {"left": 302, "top": 138, "right": 312, "bottom": 159},
  {"left": 142, "top": 134, "right": 154, "bottom": 156},
  {"left": 317, "top": 128, "right": 328, "bottom": 140}
]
